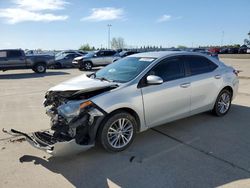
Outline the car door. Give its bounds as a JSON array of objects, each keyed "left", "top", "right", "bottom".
[
  {"left": 92, "top": 51, "right": 105, "bottom": 66},
  {"left": 141, "top": 56, "right": 191, "bottom": 128},
  {"left": 103, "top": 51, "right": 117, "bottom": 65},
  {"left": 7, "top": 50, "right": 26, "bottom": 68},
  {"left": 64, "top": 54, "right": 79, "bottom": 67},
  {"left": 183, "top": 55, "right": 221, "bottom": 114},
  {"left": 0, "top": 51, "right": 8, "bottom": 69}
]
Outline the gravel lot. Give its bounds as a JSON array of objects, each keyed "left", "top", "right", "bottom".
[{"left": 0, "top": 58, "right": 250, "bottom": 188}]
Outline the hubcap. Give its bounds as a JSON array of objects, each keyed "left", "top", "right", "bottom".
[
  {"left": 107, "top": 118, "right": 133, "bottom": 149},
  {"left": 218, "top": 92, "right": 231, "bottom": 114},
  {"left": 85, "top": 62, "right": 92, "bottom": 70},
  {"left": 37, "top": 65, "right": 45, "bottom": 72}
]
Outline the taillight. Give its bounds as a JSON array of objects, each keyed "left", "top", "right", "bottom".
[{"left": 233, "top": 70, "right": 240, "bottom": 77}]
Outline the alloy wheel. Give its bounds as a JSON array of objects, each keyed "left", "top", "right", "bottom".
[
  {"left": 107, "top": 118, "right": 133, "bottom": 149},
  {"left": 218, "top": 92, "right": 231, "bottom": 114}
]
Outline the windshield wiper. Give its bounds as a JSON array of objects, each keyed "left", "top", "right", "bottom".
[
  {"left": 95, "top": 77, "right": 112, "bottom": 82},
  {"left": 87, "top": 73, "right": 96, "bottom": 78}
]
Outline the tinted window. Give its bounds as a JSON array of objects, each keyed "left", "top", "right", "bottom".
[
  {"left": 96, "top": 51, "right": 105, "bottom": 57},
  {"left": 66, "top": 54, "right": 78, "bottom": 58},
  {"left": 185, "top": 56, "right": 218, "bottom": 76},
  {"left": 0, "top": 51, "right": 7, "bottom": 58},
  {"left": 150, "top": 57, "right": 185, "bottom": 82},
  {"left": 104, "top": 51, "right": 116, "bottom": 56},
  {"left": 8, "top": 50, "right": 22, "bottom": 58},
  {"left": 128, "top": 52, "right": 137, "bottom": 55}
]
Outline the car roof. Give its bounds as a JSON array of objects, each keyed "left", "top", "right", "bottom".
[
  {"left": 0, "top": 49, "right": 22, "bottom": 51},
  {"left": 130, "top": 51, "right": 204, "bottom": 59}
]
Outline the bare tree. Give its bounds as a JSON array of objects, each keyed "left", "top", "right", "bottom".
[{"left": 111, "top": 37, "right": 125, "bottom": 49}]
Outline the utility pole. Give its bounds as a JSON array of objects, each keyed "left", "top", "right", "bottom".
[
  {"left": 221, "top": 31, "right": 224, "bottom": 47},
  {"left": 107, "top": 24, "right": 112, "bottom": 49}
]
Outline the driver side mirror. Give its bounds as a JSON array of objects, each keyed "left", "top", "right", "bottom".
[{"left": 146, "top": 75, "right": 163, "bottom": 85}]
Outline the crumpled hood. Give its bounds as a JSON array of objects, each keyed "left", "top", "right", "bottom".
[{"left": 49, "top": 74, "right": 117, "bottom": 91}]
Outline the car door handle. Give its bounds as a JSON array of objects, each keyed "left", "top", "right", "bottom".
[
  {"left": 214, "top": 75, "right": 221, "bottom": 79},
  {"left": 180, "top": 83, "right": 191, "bottom": 88}
]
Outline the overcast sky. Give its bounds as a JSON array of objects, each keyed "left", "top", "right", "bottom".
[{"left": 0, "top": 0, "right": 250, "bottom": 50}]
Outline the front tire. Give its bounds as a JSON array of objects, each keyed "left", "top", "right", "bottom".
[
  {"left": 83, "top": 61, "right": 93, "bottom": 71},
  {"left": 98, "top": 111, "right": 137, "bottom": 152},
  {"left": 33, "top": 63, "right": 46, "bottom": 73},
  {"left": 213, "top": 89, "right": 232, "bottom": 116}
]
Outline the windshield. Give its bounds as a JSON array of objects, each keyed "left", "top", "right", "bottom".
[
  {"left": 55, "top": 53, "right": 67, "bottom": 60},
  {"left": 84, "top": 52, "right": 95, "bottom": 58},
  {"left": 95, "top": 57, "right": 155, "bottom": 83}
]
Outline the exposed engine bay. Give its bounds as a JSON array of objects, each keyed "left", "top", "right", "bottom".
[
  {"left": 5, "top": 74, "right": 119, "bottom": 155},
  {"left": 43, "top": 88, "right": 112, "bottom": 146}
]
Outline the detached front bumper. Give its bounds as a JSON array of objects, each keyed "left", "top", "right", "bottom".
[{"left": 7, "top": 129, "right": 94, "bottom": 156}]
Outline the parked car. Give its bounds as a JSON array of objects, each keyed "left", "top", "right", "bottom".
[
  {"left": 0, "top": 49, "right": 55, "bottom": 73},
  {"left": 220, "top": 48, "right": 229, "bottom": 54},
  {"left": 73, "top": 50, "right": 120, "bottom": 70},
  {"left": 208, "top": 47, "right": 220, "bottom": 54},
  {"left": 238, "top": 45, "right": 248, "bottom": 54},
  {"left": 228, "top": 47, "right": 239, "bottom": 54},
  {"left": 55, "top": 50, "right": 87, "bottom": 57},
  {"left": 119, "top": 50, "right": 139, "bottom": 58},
  {"left": 191, "top": 48, "right": 207, "bottom": 53},
  {"left": 54, "top": 52, "right": 83, "bottom": 68},
  {"left": 201, "top": 51, "right": 219, "bottom": 59},
  {"left": 190, "top": 48, "right": 218, "bottom": 59},
  {"left": 7, "top": 51, "right": 239, "bottom": 155}
]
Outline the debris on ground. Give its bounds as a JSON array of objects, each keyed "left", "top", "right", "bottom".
[{"left": 9, "top": 137, "right": 26, "bottom": 143}]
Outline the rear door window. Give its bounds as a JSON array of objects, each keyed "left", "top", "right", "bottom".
[
  {"left": 184, "top": 55, "right": 218, "bottom": 76},
  {"left": 7, "top": 50, "right": 22, "bottom": 58},
  {"left": 104, "top": 51, "right": 116, "bottom": 56}
]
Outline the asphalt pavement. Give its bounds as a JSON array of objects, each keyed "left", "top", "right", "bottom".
[{"left": 0, "top": 58, "right": 250, "bottom": 188}]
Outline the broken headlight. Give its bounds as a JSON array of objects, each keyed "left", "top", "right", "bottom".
[{"left": 58, "top": 100, "right": 93, "bottom": 120}]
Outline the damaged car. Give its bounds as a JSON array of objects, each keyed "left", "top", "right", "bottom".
[{"left": 6, "top": 51, "right": 239, "bottom": 155}]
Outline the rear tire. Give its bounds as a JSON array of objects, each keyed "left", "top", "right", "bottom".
[
  {"left": 33, "top": 63, "right": 46, "bottom": 73},
  {"left": 98, "top": 111, "right": 137, "bottom": 152},
  {"left": 213, "top": 89, "right": 232, "bottom": 116}
]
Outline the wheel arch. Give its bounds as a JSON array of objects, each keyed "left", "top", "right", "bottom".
[
  {"left": 213, "top": 85, "right": 234, "bottom": 108},
  {"left": 33, "top": 61, "right": 47, "bottom": 67},
  {"left": 98, "top": 107, "right": 141, "bottom": 133},
  {"left": 221, "top": 85, "right": 233, "bottom": 96},
  {"left": 82, "top": 60, "right": 93, "bottom": 65}
]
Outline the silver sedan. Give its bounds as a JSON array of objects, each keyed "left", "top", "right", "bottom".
[{"left": 8, "top": 51, "right": 239, "bottom": 155}]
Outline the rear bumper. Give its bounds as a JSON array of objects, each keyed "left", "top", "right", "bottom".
[{"left": 8, "top": 129, "right": 94, "bottom": 156}]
